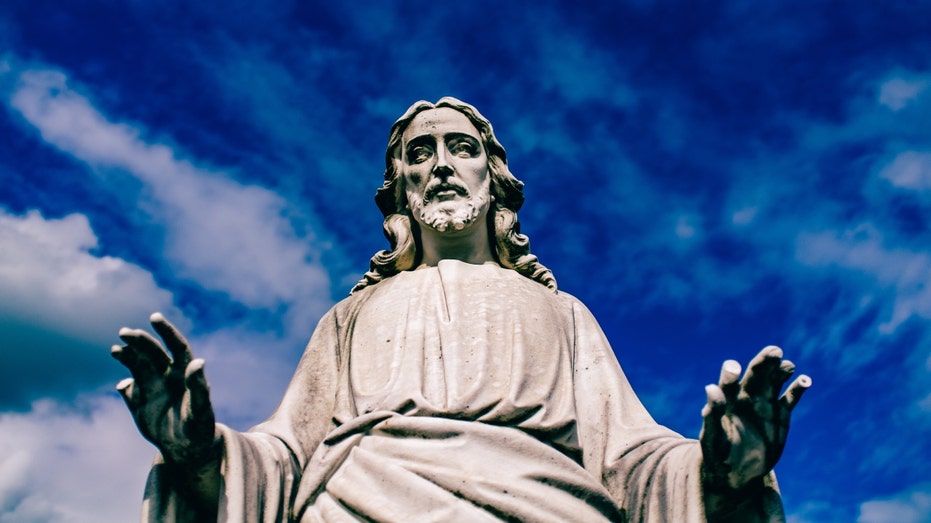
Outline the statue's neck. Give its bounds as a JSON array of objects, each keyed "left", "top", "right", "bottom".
[{"left": 418, "top": 221, "right": 496, "bottom": 267}]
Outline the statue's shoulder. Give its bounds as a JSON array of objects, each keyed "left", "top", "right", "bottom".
[
  {"left": 332, "top": 282, "right": 381, "bottom": 315},
  {"left": 328, "top": 269, "right": 421, "bottom": 319},
  {"left": 553, "top": 289, "right": 582, "bottom": 304},
  {"left": 550, "top": 289, "right": 602, "bottom": 325}
]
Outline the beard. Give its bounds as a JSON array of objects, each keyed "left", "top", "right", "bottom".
[
  {"left": 418, "top": 197, "right": 484, "bottom": 232},
  {"left": 410, "top": 181, "right": 490, "bottom": 233}
]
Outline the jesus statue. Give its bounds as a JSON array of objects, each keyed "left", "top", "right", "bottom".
[{"left": 113, "top": 97, "right": 810, "bottom": 522}]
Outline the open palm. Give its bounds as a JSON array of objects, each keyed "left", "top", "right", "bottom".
[
  {"left": 111, "top": 313, "right": 217, "bottom": 466},
  {"left": 699, "top": 345, "right": 811, "bottom": 490}
]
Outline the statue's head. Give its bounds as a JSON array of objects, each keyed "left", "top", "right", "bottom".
[
  {"left": 375, "top": 97, "right": 526, "bottom": 223},
  {"left": 352, "top": 97, "right": 556, "bottom": 293}
]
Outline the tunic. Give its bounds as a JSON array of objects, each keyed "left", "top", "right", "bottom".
[{"left": 141, "top": 260, "right": 784, "bottom": 522}]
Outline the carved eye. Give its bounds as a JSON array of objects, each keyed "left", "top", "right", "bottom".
[
  {"left": 449, "top": 140, "right": 477, "bottom": 158},
  {"left": 409, "top": 145, "right": 433, "bottom": 164}
]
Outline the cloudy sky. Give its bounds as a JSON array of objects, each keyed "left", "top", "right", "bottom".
[{"left": 1, "top": 1, "right": 930, "bottom": 522}]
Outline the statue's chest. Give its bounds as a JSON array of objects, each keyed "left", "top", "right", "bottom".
[{"left": 345, "top": 273, "right": 574, "bottom": 417}]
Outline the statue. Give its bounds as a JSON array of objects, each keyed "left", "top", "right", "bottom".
[{"left": 112, "top": 98, "right": 811, "bottom": 522}]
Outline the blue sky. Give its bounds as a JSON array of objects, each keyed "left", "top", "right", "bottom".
[{"left": 1, "top": 1, "right": 930, "bottom": 521}]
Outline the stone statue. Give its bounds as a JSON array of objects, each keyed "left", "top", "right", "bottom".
[{"left": 112, "top": 98, "right": 811, "bottom": 522}]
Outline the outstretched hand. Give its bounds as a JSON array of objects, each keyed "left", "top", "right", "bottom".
[
  {"left": 699, "top": 345, "right": 811, "bottom": 491},
  {"left": 111, "top": 312, "right": 217, "bottom": 467}
]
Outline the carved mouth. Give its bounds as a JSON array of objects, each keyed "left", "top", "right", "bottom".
[{"left": 425, "top": 183, "right": 468, "bottom": 201}]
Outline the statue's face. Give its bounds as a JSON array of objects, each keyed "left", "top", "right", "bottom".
[{"left": 401, "top": 107, "right": 491, "bottom": 234}]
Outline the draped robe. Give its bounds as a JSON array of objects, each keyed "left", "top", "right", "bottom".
[{"left": 141, "top": 260, "right": 784, "bottom": 522}]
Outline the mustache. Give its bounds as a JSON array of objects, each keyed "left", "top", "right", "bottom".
[{"left": 424, "top": 179, "right": 470, "bottom": 200}]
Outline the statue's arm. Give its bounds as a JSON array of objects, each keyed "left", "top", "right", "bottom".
[
  {"left": 111, "top": 313, "right": 220, "bottom": 519},
  {"left": 247, "top": 307, "right": 342, "bottom": 464},
  {"left": 115, "top": 308, "right": 342, "bottom": 522},
  {"left": 568, "top": 297, "right": 809, "bottom": 522},
  {"left": 568, "top": 298, "right": 700, "bottom": 520}
]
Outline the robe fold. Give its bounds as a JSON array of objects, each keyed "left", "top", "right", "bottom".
[{"left": 141, "top": 260, "right": 784, "bottom": 522}]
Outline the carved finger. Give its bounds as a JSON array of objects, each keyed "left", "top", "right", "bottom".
[
  {"left": 118, "top": 328, "right": 171, "bottom": 375},
  {"left": 772, "top": 359, "right": 796, "bottom": 390},
  {"left": 780, "top": 374, "right": 812, "bottom": 411},
  {"left": 702, "top": 383, "right": 727, "bottom": 419},
  {"left": 150, "top": 312, "right": 193, "bottom": 370},
  {"left": 183, "top": 359, "right": 216, "bottom": 430},
  {"left": 740, "top": 345, "right": 783, "bottom": 398},
  {"left": 700, "top": 384, "right": 730, "bottom": 477},
  {"left": 110, "top": 343, "right": 133, "bottom": 368},
  {"left": 116, "top": 377, "right": 140, "bottom": 410},
  {"left": 111, "top": 343, "right": 158, "bottom": 385},
  {"left": 718, "top": 360, "right": 741, "bottom": 402}
]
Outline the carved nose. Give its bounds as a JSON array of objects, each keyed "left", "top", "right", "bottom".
[{"left": 432, "top": 148, "right": 453, "bottom": 178}]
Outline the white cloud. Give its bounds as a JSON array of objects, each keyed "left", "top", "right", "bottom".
[
  {"left": 8, "top": 68, "right": 333, "bottom": 329},
  {"left": 796, "top": 225, "right": 931, "bottom": 334},
  {"left": 858, "top": 484, "right": 931, "bottom": 523},
  {"left": 0, "top": 208, "right": 187, "bottom": 406},
  {"left": 0, "top": 208, "right": 310, "bottom": 519},
  {"left": 879, "top": 77, "right": 928, "bottom": 111},
  {"left": 0, "top": 395, "right": 154, "bottom": 523},
  {"left": 879, "top": 150, "right": 931, "bottom": 191},
  {"left": 0, "top": 209, "right": 179, "bottom": 343}
]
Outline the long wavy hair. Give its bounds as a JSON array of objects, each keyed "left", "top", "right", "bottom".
[{"left": 351, "top": 97, "right": 556, "bottom": 294}]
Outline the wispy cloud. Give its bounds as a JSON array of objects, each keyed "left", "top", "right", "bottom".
[
  {"left": 787, "top": 500, "right": 854, "bottom": 523},
  {"left": 796, "top": 225, "right": 931, "bottom": 335},
  {"left": 858, "top": 483, "right": 931, "bottom": 523},
  {"left": 716, "top": 66, "right": 931, "bottom": 348},
  {"left": 8, "top": 67, "right": 333, "bottom": 332}
]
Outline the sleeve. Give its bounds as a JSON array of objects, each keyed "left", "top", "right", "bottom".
[
  {"left": 568, "top": 298, "right": 784, "bottom": 523},
  {"left": 139, "top": 308, "right": 342, "bottom": 523}
]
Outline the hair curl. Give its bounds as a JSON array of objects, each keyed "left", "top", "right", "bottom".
[{"left": 351, "top": 97, "right": 556, "bottom": 294}]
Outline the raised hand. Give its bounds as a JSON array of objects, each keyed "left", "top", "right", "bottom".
[
  {"left": 111, "top": 312, "right": 217, "bottom": 467},
  {"left": 699, "top": 346, "right": 811, "bottom": 491}
]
